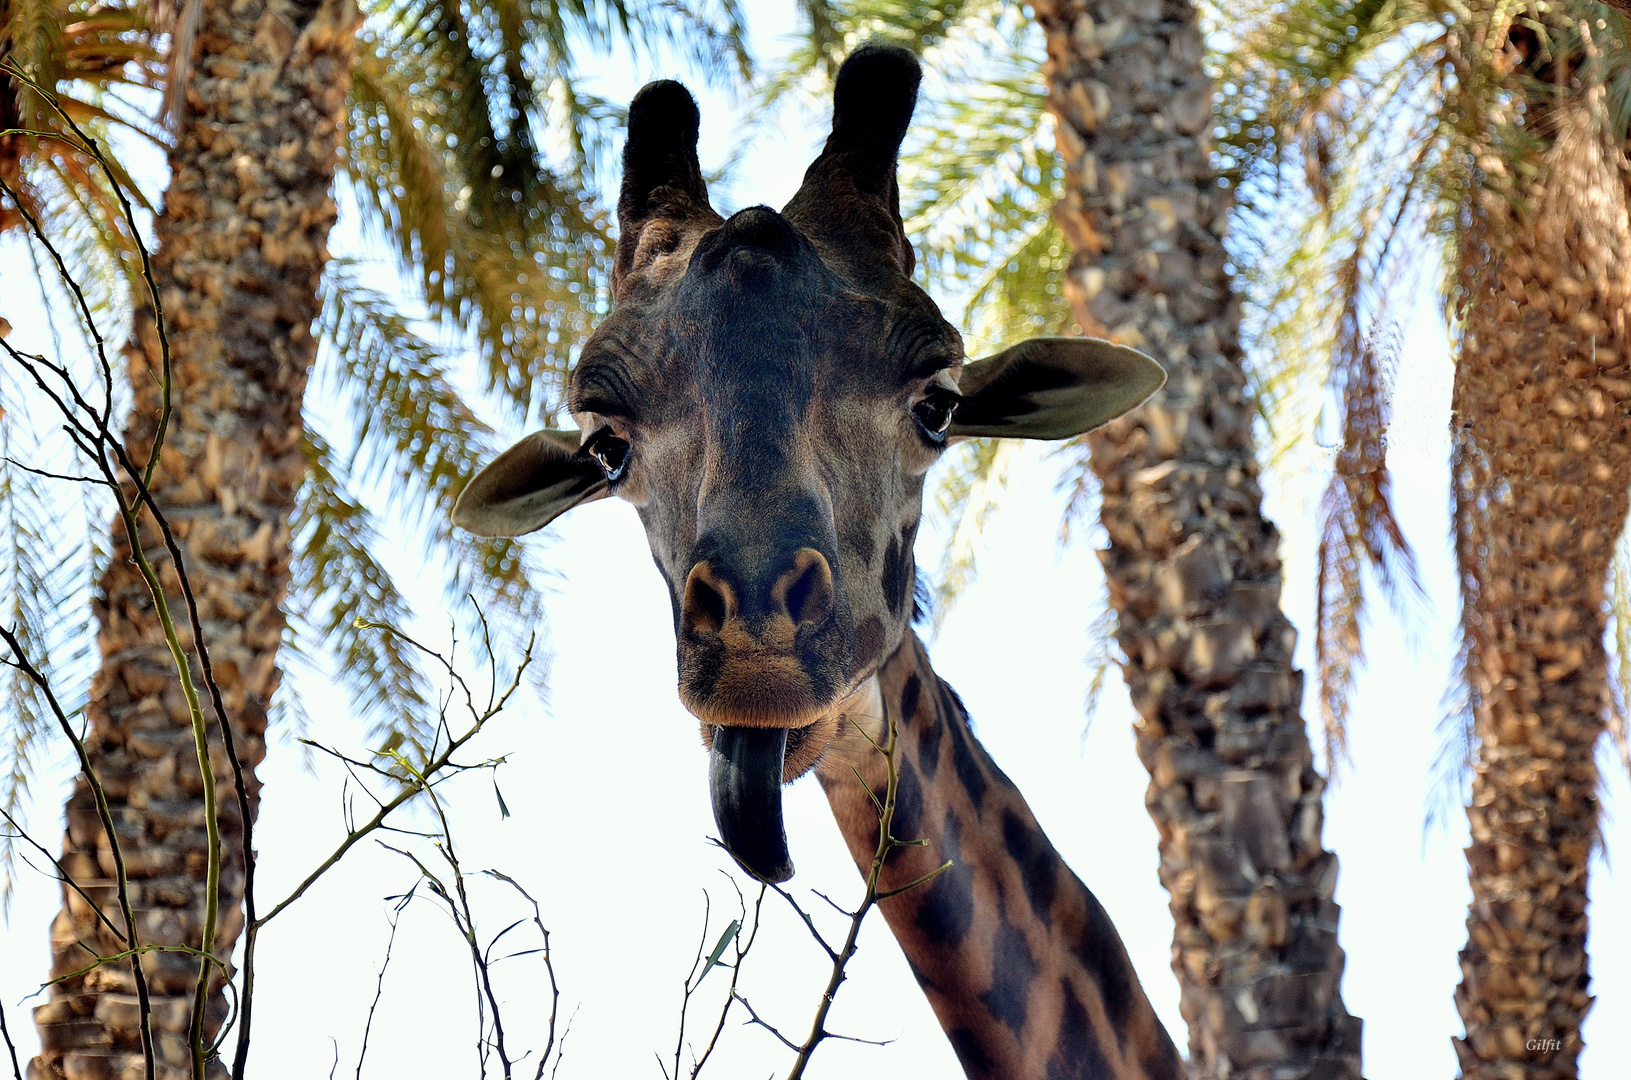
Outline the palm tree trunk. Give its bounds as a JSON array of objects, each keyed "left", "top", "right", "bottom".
[
  {"left": 31, "top": 1, "right": 360, "bottom": 1076},
  {"left": 1030, "top": 2, "right": 1363, "bottom": 1076},
  {"left": 1450, "top": 92, "right": 1631, "bottom": 1079}
]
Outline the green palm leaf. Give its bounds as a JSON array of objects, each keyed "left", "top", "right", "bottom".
[{"left": 0, "top": 369, "right": 98, "bottom": 907}]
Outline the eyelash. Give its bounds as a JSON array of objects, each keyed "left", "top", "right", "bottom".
[
  {"left": 913, "top": 389, "right": 960, "bottom": 444},
  {"left": 585, "top": 428, "right": 631, "bottom": 482}
]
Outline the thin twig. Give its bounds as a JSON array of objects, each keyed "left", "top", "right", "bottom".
[
  {"left": 779, "top": 701, "right": 949, "bottom": 1079},
  {"left": 2, "top": 69, "right": 243, "bottom": 1080},
  {"left": 364, "top": 698, "right": 562, "bottom": 1080},
  {"left": 0, "top": 806, "right": 127, "bottom": 942},
  {"left": 413, "top": 765, "right": 515, "bottom": 1078},
  {"left": 550, "top": 1007, "right": 578, "bottom": 1080},
  {"left": 355, "top": 886, "right": 414, "bottom": 1079},
  {"left": 0, "top": 627, "right": 157, "bottom": 1079},
  {"left": 732, "top": 992, "right": 801, "bottom": 1053},
  {"left": 665, "top": 891, "right": 714, "bottom": 1080},
  {"left": 1, "top": 995, "right": 23, "bottom": 1080},
  {"left": 374, "top": 841, "right": 495, "bottom": 1074},
  {"left": 256, "top": 632, "right": 534, "bottom": 926},
  {"left": 375, "top": 690, "right": 554, "bottom": 1080},
  {"left": 809, "top": 890, "right": 854, "bottom": 920},
  {"left": 689, "top": 880, "right": 766, "bottom": 1079},
  {"left": 0, "top": 456, "right": 113, "bottom": 487},
  {"left": 43, "top": 943, "right": 231, "bottom": 990},
  {"left": 762, "top": 879, "right": 838, "bottom": 961},
  {"left": 299, "top": 739, "right": 407, "bottom": 782},
  {"left": 480, "top": 870, "right": 561, "bottom": 1080}
]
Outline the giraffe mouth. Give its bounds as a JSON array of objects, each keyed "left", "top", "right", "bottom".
[{"left": 709, "top": 726, "right": 795, "bottom": 883}]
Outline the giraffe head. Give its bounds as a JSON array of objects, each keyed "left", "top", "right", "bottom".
[{"left": 452, "top": 45, "right": 1162, "bottom": 882}]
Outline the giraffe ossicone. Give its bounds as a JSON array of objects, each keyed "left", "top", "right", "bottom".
[{"left": 454, "top": 43, "right": 1180, "bottom": 1078}]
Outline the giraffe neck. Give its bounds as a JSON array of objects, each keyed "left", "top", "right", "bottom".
[{"left": 816, "top": 632, "right": 1182, "bottom": 1080}]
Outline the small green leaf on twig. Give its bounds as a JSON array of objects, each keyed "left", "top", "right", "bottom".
[
  {"left": 699, "top": 919, "right": 740, "bottom": 983},
  {"left": 494, "top": 776, "right": 510, "bottom": 819}
]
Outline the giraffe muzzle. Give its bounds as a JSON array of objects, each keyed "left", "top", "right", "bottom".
[
  {"left": 678, "top": 546, "right": 849, "bottom": 729},
  {"left": 708, "top": 726, "right": 794, "bottom": 883}
]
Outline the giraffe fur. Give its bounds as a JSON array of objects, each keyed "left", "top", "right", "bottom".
[{"left": 821, "top": 633, "right": 1183, "bottom": 1079}]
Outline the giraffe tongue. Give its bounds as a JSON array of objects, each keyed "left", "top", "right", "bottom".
[{"left": 709, "top": 727, "right": 794, "bottom": 883}]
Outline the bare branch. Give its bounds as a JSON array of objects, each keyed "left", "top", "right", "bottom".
[
  {"left": 731, "top": 992, "right": 801, "bottom": 1053},
  {"left": 778, "top": 700, "right": 946, "bottom": 1079},
  {"left": 1, "top": 69, "right": 248, "bottom": 1080},
  {"left": 481, "top": 870, "right": 562, "bottom": 1080},
  {"left": 763, "top": 880, "right": 837, "bottom": 962},
  {"left": 0, "top": 806, "right": 126, "bottom": 942},
  {"left": 688, "top": 882, "right": 766, "bottom": 1079},
  {"left": 257, "top": 628, "right": 535, "bottom": 926},
  {"left": 1, "top": 994, "right": 23, "bottom": 1080},
  {"left": 0, "top": 625, "right": 157, "bottom": 1077},
  {"left": 354, "top": 885, "right": 414, "bottom": 1079}
]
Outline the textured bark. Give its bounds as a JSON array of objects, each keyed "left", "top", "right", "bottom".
[
  {"left": 30, "top": 1, "right": 360, "bottom": 1076},
  {"left": 1029, "top": 2, "right": 1363, "bottom": 1077},
  {"left": 1450, "top": 92, "right": 1631, "bottom": 1078}
]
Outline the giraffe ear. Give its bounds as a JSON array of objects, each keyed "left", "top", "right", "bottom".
[
  {"left": 452, "top": 430, "right": 609, "bottom": 537},
  {"left": 949, "top": 337, "right": 1166, "bottom": 441}
]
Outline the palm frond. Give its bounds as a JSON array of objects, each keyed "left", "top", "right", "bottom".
[
  {"left": 289, "top": 431, "right": 437, "bottom": 745},
  {"left": 1426, "top": 640, "right": 1477, "bottom": 833},
  {"left": 33, "top": 152, "right": 143, "bottom": 319},
  {"left": 1053, "top": 460, "right": 1116, "bottom": 727},
  {"left": 310, "top": 265, "right": 545, "bottom": 679},
  {"left": 901, "top": 55, "right": 1071, "bottom": 355},
  {"left": 2, "top": 0, "right": 161, "bottom": 236},
  {"left": 0, "top": 370, "right": 97, "bottom": 910},
  {"left": 317, "top": 266, "right": 497, "bottom": 535},
  {"left": 794, "top": 0, "right": 992, "bottom": 70},
  {"left": 759, "top": 1, "right": 1002, "bottom": 136},
  {"left": 625, "top": 0, "right": 752, "bottom": 88},
  {"left": 1311, "top": 260, "right": 1422, "bottom": 770},
  {"left": 1, "top": 0, "right": 68, "bottom": 131},
  {"left": 343, "top": 0, "right": 750, "bottom": 423},
  {"left": 1206, "top": 0, "right": 1492, "bottom": 762},
  {"left": 927, "top": 437, "right": 1015, "bottom": 626},
  {"left": 344, "top": 43, "right": 610, "bottom": 422},
  {"left": 1080, "top": 586, "right": 1117, "bottom": 730}
]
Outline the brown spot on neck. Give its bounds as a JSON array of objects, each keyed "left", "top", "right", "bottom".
[{"left": 815, "top": 634, "right": 1182, "bottom": 1079}]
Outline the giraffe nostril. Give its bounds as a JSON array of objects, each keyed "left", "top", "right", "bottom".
[
  {"left": 776, "top": 548, "right": 835, "bottom": 629},
  {"left": 683, "top": 562, "right": 733, "bottom": 637}
]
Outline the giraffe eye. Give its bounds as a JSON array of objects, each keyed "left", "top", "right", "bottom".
[
  {"left": 587, "top": 432, "right": 630, "bottom": 481},
  {"left": 913, "top": 391, "right": 959, "bottom": 442}
]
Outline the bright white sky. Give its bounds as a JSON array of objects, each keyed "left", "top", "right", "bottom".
[{"left": 2, "top": 5, "right": 1627, "bottom": 1079}]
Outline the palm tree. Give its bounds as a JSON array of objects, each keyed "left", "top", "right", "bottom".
[
  {"left": 0, "top": 0, "right": 159, "bottom": 239},
  {"left": 769, "top": 4, "right": 1364, "bottom": 1075},
  {"left": 1217, "top": 0, "right": 1631, "bottom": 1073},
  {"left": 17, "top": 1, "right": 370, "bottom": 1071},
  {"left": 2, "top": 1, "right": 745, "bottom": 1075},
  {"left": 1028, "top": 1, "right": 1369, "bottom": 1074}
]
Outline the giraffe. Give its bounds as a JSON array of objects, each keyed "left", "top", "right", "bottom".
[{"left": 452, "top": 44, "right": 1183, "bottom": 1080}]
